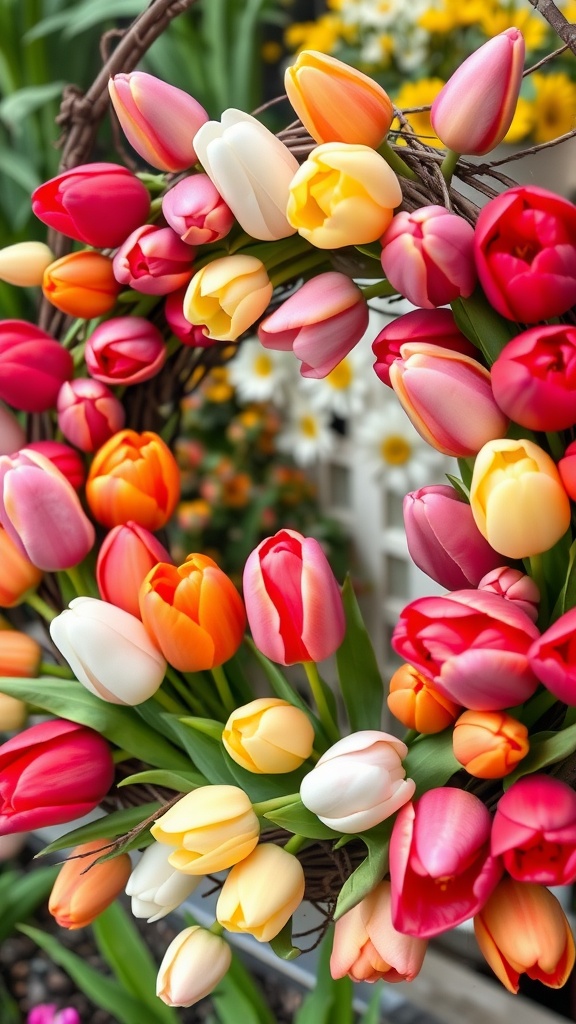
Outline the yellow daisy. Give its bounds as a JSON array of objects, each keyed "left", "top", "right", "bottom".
[
  {"left": 393, "top": 78, "right": 446, "bottom": 148},
  {"left": 531, "top": 72, "right": 576, "bottom": 144},
  {"left": 503, "top": 96, "right": 535, "bottom": 145}
]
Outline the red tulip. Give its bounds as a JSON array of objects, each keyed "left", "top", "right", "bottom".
[
  {"left": 492, "top": 774, "right": 576, "bottom": 885},
  {"left": 372, "top": 308, "right": 476, "bottom": 387},
  {"left": 0, "top": 320, "right": 73, "bottom": 413},
  {"left": 97, "top": 521, "right": 172, "bottom": 619},
  {"left": 85, "top": 317, "right": 166, "bottom": 386},
  {"left": 491, "top": 324, "right": 576, "bottom": 431}
]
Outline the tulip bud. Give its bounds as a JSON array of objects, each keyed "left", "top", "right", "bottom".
[
  {"left": 27, "top": 1006, "right": 81, "bottom": 1024},
  {"left": 287, "top": 143, "right": 402, "bottom": 248},
  {"left": 0, "top": 718, "right": 114, "bottom": 834},
  {"left": 57, "top": 378, "right": 125, "bottom": 453},
  {"left": 0, "top": 401, "right": 25, "bottom": 455},
  {"left": 387, "top": 663, "right": 460, "bottom": 734},
  {"left": 162, "top": 173, "right": 235, "bottom": 245},
  {"left": 126, "top": 842, "right": 201, "bottom": 922},
  {"left": 452, "top": 709, "right": 528, "bottom": 778},
  {"left": 222, "top": 698, "right": 315, "bottom": 773},
  {"left": 491, "top": 324, "right": 576, "bottom": 432},
  {"left": 164, "top": 286, "right": 214, "bottom": 347},
  {"left": 49, "top": 840, "right": 132, "bottom": 929},
  {"left": 0, "top": 523, "right": 43, "bottom": 607},
  {"left": 113, "top": 225, "right": 195, "bottom": 296},
  {"left": 300, "top": 730, "right": 415, "bottom": 834},
  {"left": 0, "top": 242, "right": 54, "bottom": 287},
  {"left": 0, "top": 320, "right": 73, "bottom": 413},
  {"left": 372, "top": 308, "right": 476, "bottom": 387},
  {"left": 258, "top": 272, "right": 369, "bottom": 379},
  {"left": 25, "top": 440, "right": 85, "bottom": 491},
  {"left": 216, "top": 843, "right": 305, "bottom": 941},
  {"left": 97, "top": 521, "right": 172, "bottom": 619},
  {"left": 380, "top": 206, "right": 477, "bottom": 308},
  {"left": 0, "top": 629, "right": 41, "bottom": 677},
  {"left": 108, "top": 71, "right": 209, "bottom": 172},
  {"left": 492, "top": 775, "right": 576, "bottom": 885},
  {"left": 31, "top": 163, "right": 151, "bottom": 248},
  {"left": 430, "top": 28, "right": 525, "bottom": 155},
  {"left": 85, "top": 316, "right": 167, "bottom": 386},
  {"left": 156, "top": 926, "right": 231, "bottom": 1007},
  {"left": 470, "top": 437, "right": 571, "bottom": 559},
  {"left": 285, "top": 50, "right": 394, "bottom": 148},
  {"left": 151, "top": 785, "right": 260, "bottom": 874},
  {"left": 183, "top": 255, "right": 273, "bottom": 342},
  {"left": 42, "top": 251, "right": 121, "bottom": 318},
  {"left": 0, "top": 693, "right": 27, "bottom": 732},
  {"left": 478, "top": 567, "right": 540, "bottom": 623},
  {"left": 529, "top": 606, "right": 576, "bottom": 705}
]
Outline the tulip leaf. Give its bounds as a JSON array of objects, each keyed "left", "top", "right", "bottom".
[
  {"left": 551, "top": 537, "right": 576, "bottom": 620},
  {"left": 294, "top": 931, "right": 353, "bottom": 1024},
  {"left": 164, "top": 716, "right": 236, "bottom": 785},
  {"left": 263, "top": 800, "right": 341, "bottom": 840},
  {"left": 403, "top": 729, "right": 461, "bottom": 795},
  {"left": 445, "top": 473, "right": 470, "bottom": 502},
  {"left": 360, "top": 986, "right": 385, "bottom": 1024},
  {"left": 242, "top": 639, "right": 329, "bottom": 747},
  {"left": 180, "top": 715, "right": 223, "bottom": 740},
  {"left": 117, "top": 768, "right": 205, "bottom": 792},
  {"left": 336, "top": 575, "right": 384, "bottom": 732},
  {"left": 0, "top": 863, "right": 59, "bottom": 945},
  {"left": 35, "top": 802, "right": 161, "bottom": 857},
  {"left": 212, "top": 950, "right": 276, "bottom": 1024},
  {"left": 333, "top": 822, "right": 392, "bottom": 920},
  {"left": 452, "top": 288, "right": 518, "bottom": 365},
  {"left": 268, "top": 919, "right": 302, "bottom": 960},
  {"left": 504, "top": 723, "right": 576, "bottom": 789}
]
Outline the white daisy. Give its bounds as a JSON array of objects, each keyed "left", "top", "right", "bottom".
[
  {"left": 299, "top": 340, "right": 372, "bottom": 419},
  {"left": 227, "top": 339, "right": 294, "bottom": 406},
  {"left": 354, "top": 394, "right": 449, "bottom": 493},
  {"left": 277, "top": 400, "right": 335, "bottom": 467}
]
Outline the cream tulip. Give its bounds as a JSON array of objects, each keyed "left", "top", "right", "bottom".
[
  {"left": 125, "top": 842, "right": 201, "bottom": 923},
  {"left": 156, "top": 926, "right": 232, "bottom": 1007},
  {"left": 216, "top": 843, "right": 305, "bottom": 941}
]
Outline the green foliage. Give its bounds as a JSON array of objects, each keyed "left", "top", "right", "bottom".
[
  {"left": 336, "top": 575, "right": 384, "bottom": 733},
  {"left": 0, "top": 860, "right": 59, "bottom": 944},
  {"left": 36, "top": 802, "right": 160, "bottom": 857},
  {"left": 294, "top": 931, "right": 354, "bottom": 1024},
  {"left": 504, "top": 721, "right": 576, "bottom": 788},
  {"left": 334, "top": 822, "right": 392, "bottom": 920}
]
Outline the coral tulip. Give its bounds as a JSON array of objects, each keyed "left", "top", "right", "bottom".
[
  {"left": 477, "top": 567, "right": 540, "bottom": 623},
  {"left": 42, "top": 251, "right": 120, "bottom": 318},
  {"left": 139, "top": 554, "right": 246, "bottom": 673},
  {"left": 528, "top": 606, "right": 576, "bottom": 705},
  {"left": 452, "top": 710, "right": 529, "bottom": 778},
  {"left": 0, "top": 630, "right": 41, "bottom": 677},
  {"left": 492, "top": 774, "right": 576, "bottom": 885},
  {"left": 559, "top": 438, "right": 576, "bottom": 500},
  {"left": 96, "top": 521, "right": 172, "bottom": 619},
  {"left": 491, "top": 324, "right": 576, "bottom": 431},
  {"left": 112, "top": 225, "right": 195, "bottom": 296},
  {"left": 0, "top": 241, "right": 53, "bottom": 287},
  {"left": 156, "top": 926, "right": 231, "bottom": 1007},
  {"left": 183, "top": 255, "right": 273, "bottom": 342},
  {"left": 126, "top": 842, "right": 201, "bottom": 922},
  {"left": 162, "top": 173, "right": 234, "bottom": 245},
  {"left": 222, "top": 698, "right": 315, "bottom": 774},
  {"left": 387, "top": 663, "right": 460, "bottom": 734},
  {"left": 0, "top": 320, "right": 73, "bottom": 413},
  {"left": 216, "top": 843, "right": 305, "bottom": 941},
  {"left": 85, "top": 316, "right": 166, "bottom": 386},
  {"left": 372, "top": 307, "right": 476, "bottom": 387},
  {"left": 48, "top": 840, "right": 131, "bottom": 929},
  {"left": 57, "top": 378, "right": 125, "bottom": 452},
  {"left": 0, "top": 523, "right": 43, "bottom": 607}
]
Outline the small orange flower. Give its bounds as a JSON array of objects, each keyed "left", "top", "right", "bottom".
[
  {"left": 48, "top": 840, "right": 132, "bottom": 929},
  {"left": 42, "top": 251, "right": 121, "bottom": 318},
  {"left": 0, "top": 525, "right": 43, "bottom": 607},
  {"left": 452, "top": 709, "right": 529, "bottom": 778},
  {"left": 387, "top": 663, "right": 459, "bottom": 733}
]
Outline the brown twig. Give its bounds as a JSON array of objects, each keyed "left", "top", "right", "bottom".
[{"left": 526, "top": 0, "right": 576, "bottom": 54}]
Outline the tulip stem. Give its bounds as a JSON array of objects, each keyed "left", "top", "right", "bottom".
[
  {"left": 153, "top": 688, "right": 186, "bottom": 715},
  {"left": 253, "top": 794, "right": 299, "bottom": 816},
  {"left": 440, "top": 148, "right": 460, "bottom": 183},
  {"left": 64, "top": 564, "right": 85, "bottom": 598},
  {"left": 528, "top": 554, "right": 549, "bottom": 628},
  {"left": 25, "top": 592, "right": 57, "bottom": 623},
  {"left": 165, "top": 666, "right": 204, "bottom": 715},
  {"left": 377, "top": 139, "right": 419, "bottom": 181},
  {"left": 360, "top": 280, "right": 397, "bottom": 301},
  {"left": 283, "top": 833, "right": 308, "bottom": 856},
  {"left": 210, "top": 665, "right": 236, "bottom": 716},
  {"left": 545, "top": 432, "right": 564, "bottom": 461},
  {"left": 302, "top": 661, "right": 340, "bottom": 745},
  {"left": 209, "top": 920, "right": 225, "bottom": 936},
  {"left": 39, "top": 661, "right": 74, "bottom": 679},
  {"left": 269, "top": 252, "right": 332, "bottom": 289}
]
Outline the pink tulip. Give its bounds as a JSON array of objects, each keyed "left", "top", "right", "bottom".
[
  {"left": 25, "top": 440, "right": 85, "bottom": 491},
  {"left": 380, "top": 206, "right": 477, "bottom": 309},
  {"left": 0, "top": 448, "right": 95, "bottom": 571},
  {"left": 31, "top": 162, "right": 151, "bottom": 248},
  {"left": 0, "top": 320, "right": 73, "bottom": 413},
  {"left": 390, "top": 787, "right": 503, "bottom": 938},
  {"left": 491, "top": 324, "right": 576, "bottom": 431},
  {"left": 430, "top": 28, "right": 525, "bottom": 155},
  {"left": 528, "top": 606, "right": 576, "bottom": 704},
  {"left": 162, "top": 173, "right": 234, "bottom": 245},
  {"left": 28, "top": 1004, "right": 81, "bottom": 1024},
  {"left": 477, "top": 567, "right": 540, "bottom": 623},
  {"left": 0, "top": 401, "right": 25, "bottom": 455},
  {"left": 331, "top": 881, "right": 427, "bottom": 983},
  {"left": 474, "top": 185, "right": 576, "bottom": 323},
  {"left": 85, "top": 316, "right": 167, "bottom": 386},
  {"left": 57, "top": 378, "right": 125, "bottom": 452},
  {"left": 257, "top": 272, "right": 369, "bottom": 379},
  {"left": 403, "top": 485, "right": 503, "bottom": 591},
  {"left": 243, "top": 528, "right": 345, "bottom": 665},
  {"left": 97, "top": 521, "right": 172, "bottom": 619},
  {"left": 108, "top": 72, "right": 209, "bottom": 172},
  {"left": 388, "top": 343, "right": 508, "bottom": 457},
  {"left": 558, "top": 439, "right": 576, "bottom": 500},
  {"left": 113, "top": 225, "right": 195, "bottom": 296},
  {"left": 392, "top": 589, "right": 540, "bottom": 710},
  {"left": 492, "top": 775, "right": 576, "bottom": 885},
  {"left": 164, "top": 286, "right": 214, "bottom": 347},
  {"left": 372, "top": 308, "right": 476, "bottom": 387}
]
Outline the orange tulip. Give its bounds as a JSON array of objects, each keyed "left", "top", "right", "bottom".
[
  {"left": 42, "top": 251, "right": 121, "bottom": 318},
  {"left": 140, "top": 554, "right": 246, "bottom": 672},
  {"left": 0, "top": 524, "right": 43, "bottom": 607},
  {"left": 452, "top": 709, "right": 529, "bottom": 778},
  {"left": 86, "top": 429, "right": 181, "bottom": 530},
  {"left": 48, "top": 839, "right": 132, "bottom": 929},
  {"left": 0, "top": 630, "right": 41, "bottom": 677},
  {"left": 387, "top": 662, "right": 459, "bottom": 734}
]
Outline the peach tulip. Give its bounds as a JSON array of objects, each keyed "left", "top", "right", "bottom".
[
  {"left": 452, "top": 710, "right": 529, "bottom": 778},
  {"left": 49, "top": 840, "right": 132, "bottom": 929},
  {"left": 156, "top": 926, "right": 231, "bottom": 1007},
  {"left": 0, "top": 241, "right": 54, "bottom": 287},
  {"left": 183, "top": 255, "right": 273, "bottom": 342},
  {"left": 387, "top": 663, "right": 460, "bottom": 734},
  {"left": 42, "top": 251, "right": 120, "bottom": 318},
  {"left": 216, "top": 843, "right": 305, "bottom": 941},
  {"left": 0, "top": 523, "right": 43, "bottom": 606}
]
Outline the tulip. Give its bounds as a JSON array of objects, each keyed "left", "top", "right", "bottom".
[
  {"left": 96, "top": 521, "right": 172, "bottom": 619},
  {"left": 156, "top": 926, "right": 231, "bottom": 1007},
  {"left": 25, "top": 440, "right": 85, "bottom": 491},
  {"left": 216, "top": 843, "right": 305, "bottom": 941},
  {"left": 243, "top": 528, "right": 345, "bottom": 666},
  {"left": 391, "top": 589, "right": 540, "bottom": 711},
  {"left": 300, "top": 731, "right": 415, "bottom": 834},
  {"left": 528, "top": 606, "right": 576, "bottom": 705},
  {"left": 474, "top": 185, "right": 576, "bottom": 323},
  {"left": 0, "top": 629, "right": 41, "bottom": 677},
  {"left": 430, "top": 28, "right": 525, "bottom": 155},
  {"left": 285, "top": 50, "right": 394, "bottom": 148},
  {"left": 287, "top": 143, "right": 402, "bottom": 248},
  {"left": 452, "top": 710, "right": 528, "bottom": 778},
  {"left": 0, "top": 401, "right": 25, "bottom": 455},
  {"left": 194, "top": 109, "right": 299, "bottom": 241},
  {"left": 126, "top": 842, "right": 201, "bottom": 922},
  {"left": 372, "top": 308, "right": 476, "bottom": 387},
  {"left": 108, "top": 71, "right": 209, "bottom": 172},
  {"left": 42, "top": 251, "right": 121, "bottom": 318},
  {"left": 469, "top": 437, "right": 571, "bottom": 559},
  {"left": 559, "top": 438, "right": 576, "bottom": 500},
  {"left": 49, "top": 839, "right": 132, "bottom": 929},
  {"left": 0, "top": 241, "right": 54, "bottom": 287},
  {"left": 491, "top": 324, "right": 576, "bottom": 431},
  {"left": 162, "top": 173, "right": 235, "bottom": 245},
  {"left": 331, "top": 881, "right": 427, "bottom": 983},
  {"left": 477, "top": 567, "right": 540, "bottom": 623},
  {"left": 492, "top": 775, "right": 576, "bottom": 885},
  {"left": 28, "top": 1006, "right": 80, "bottom": 1024},
  {"left": 387, "top": 663, "right": 460, "bottom": 734},
  {"left": 183, "top": 255, "right": 273, "bottom": 342},
  {"left": 0, "top": 523, "right": 43, "bottom": 607},
  {"left": 0, "top": 693, "right": 27, "bottom": 731},
  {"left": 474, "top": 879, "right": 575, "bottom": 993},
  {"left": 164, "top": 286, "right": 214, "bottom": 347},
  {"left": 31, "top": 163, "right": 151, "bottom": 248},
  {"left": 0, "top": 448, "right": 95, "bottom": 572},
  {"left": 112, "top": 225, "right": 195, "bottom": 296},
  {"left": 389, "top": 343, "right": 508, "bottom": 458},
  {"left": 390, "top": 787, "right": 503, "bottom": 938},
  {"left": 0, "top": 320, "right": 73, "bottom": 413},
  {"left": 85, "top": 316, "right": 167, "bottom": 386},
  {"left": 222, "top": 698, "right": 315, "bottom": 773},
  {"left": 151, "top": 785, "right": 260, "bottom": 874},
  {"left": 380, "top": 206, "right": 477, "bottom": 308},
  {"left": 403, "top": 485, "right": 503, "bottom": 591},
  {"left": 257, "top": 272, "right": 369, "bottom": 379},
  {"left": 139, "top": 554, "right": 246, "bottom": 673},
  {"left": 50, "top": 596, "right": 167, "bottom": 706},
  {"left": 57, "top": 378, "right": 125, "bottom": 453},
  {"left": 86, "top": 429, "right": 181, "bottom": 531},
  {"left": 0, "top": 718, "right": 114, "bottom": 834}
]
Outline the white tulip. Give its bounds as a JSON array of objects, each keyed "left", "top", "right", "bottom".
[
  {"left": 126, "top": 842, "right": 201, "bottom": 923},
  {"left": 157, "top": 926, "right": 231, "bottom": 1007}
]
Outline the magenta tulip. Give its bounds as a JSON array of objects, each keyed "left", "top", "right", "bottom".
[
  {"left": 97, "top": 521, "right": 172, "bottom": 619},
  {"left": 162, "top": 173, "right": 234, "bottom": 245},
  {"left": 477, "top": 567, "right": 540, "bottom": 623},
  {"left": 31, "top": 163, "right": 150, "bottom": 248},
  {"left": 257, "top": 272, "right": 369, "bottom": 379},
  {"left": 392, "top": 590, "right": 540, "bottom": 710},
  {"left": 380, "top": 206, "right": 476, "bottom": 309},
  {"left": 164, "top": 286, "right": 214, "bottom": 347},
  {"left": 24, "top": 441, "right": 85, "bottom": 491},
  {"left": 85, "top": 316, "right": 167, "bottom": 386},
  {"left": 113, "top": 225, "right": 195, "bottom": 296},
  {"left": 403, "top": 485, "right": 503, "bottom": 591},
  {"left": 243, "top": 528, "right": 345, "bottom": 665},
  {"left": 372, "top": 308, "right": 476, "bottom": 387},
  {"left": 474, "top": 185, "right": 576, "bottom": 323},
  {"left": 389, "top": 787, "right": 503, "bottom": 938},
  {"left": 492, "top": 775, "right": 576, "bottom": 885},
  {"left": 0, "top": 718, "right": 114, "bottom": 834},
  {"left": 0, "top": 320, "right": 73, "bottom": 413},
  {"left": 491, "top": 324, "right": 576, "bottom": 431},
  {"left": 57, "top": 378, "right": 125, "bottom": 452},
  {"left": 528, "top": 606, "right": 576, "bottom": 704}
]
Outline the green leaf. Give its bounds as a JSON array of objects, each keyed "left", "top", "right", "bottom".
[
  {"left": 243, "top": 640, "right": 326, "bottom": 742},
  {"left": 268, "top": 918, "right": 302, "bottom": 960},
  {"left": 445, "top": 474, "right": 470, "bottom": 501},
  {"left": 334, "top": 822, "right": 392, "bottom": 920},
  {"left": 164, "top": 717, "right": 236, "bottom": 785},
  {"left": 452, "top": 288, "right": 517, "bottom": 365},
  {"left": 0, "top": 864, "right": 59, "bottom": 944},
  {"left": 18, "top": 924, "right": 156, "bottom": 1024},
  {"left": 0, "top": 83, "right": 65, "bottom": 126},
  {"left": 403, "top": 730, "right": 460, "bottom": 795},
  {"left": 360, "top": 985, "right": 384, "bottom": 1024},
  {"left": 552, "top": 538, "right": 576, "bottom": 619},
  {"left": 36, "top": 803, "right": 161, "bottom": 857},
  {"left": 212, "top": 950, "right": 276, "bottom": 1024},
  {"left": 118, "top": 768, "right": 204, "bottom": 792},
  {"left": 0, "top": 149, "right": 41, "bottom": 194},
  {"left": 294, "top": 930, "right": 353, "bottom": 1024},
  {"left": 263, "top": 799, "right": 341, "bottom": 840},
  {"left": 504, "top": 723, "right": 576, "bottom": 789},
  {"left": 336, "top": 576, "right": 384, "bottom": 732}
]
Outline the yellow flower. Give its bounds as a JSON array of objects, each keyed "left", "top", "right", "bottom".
[
  {"left": 285, "top": 15, "right": 344, "bottom": 54},
  {"left": 393, "top": 79, "right": 445, "bottom": 148},
  {"left": 480, "top": 8, "right": 547, "bottom": 50},
  {"left": 531, "top": 72, "right": 576, "bottom": 144},
  {"left": 202, "top": 367, "right": 234, "bottom": 403},
  {"left": 503, "top": 95, "right": 535, "bottom": 144}
]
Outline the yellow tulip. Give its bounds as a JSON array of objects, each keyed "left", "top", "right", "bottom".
[
  {"left": 222, "top": 697, "right": 315, "bottom": 773},
  {"left": 216, "top": 843, "right": 305, "bottom": 942},
  {"left": 183, "top": 255, "right": 273, "bottom": 341},
  {"left": 0, "top": 242, "right": 54, "bottom": 287}
]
